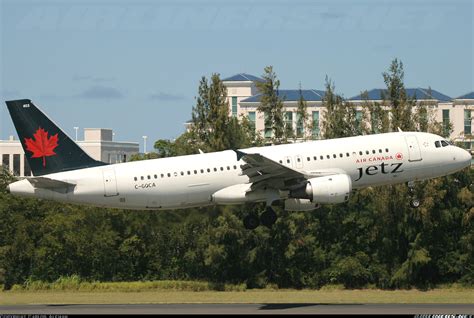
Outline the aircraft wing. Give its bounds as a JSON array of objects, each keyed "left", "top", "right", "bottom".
[
  {"left": 235, "top": 150, "right": 339, "bottom": 191},
  {"left": 27, "top": 177, "right": 76, "bottom": 193}
]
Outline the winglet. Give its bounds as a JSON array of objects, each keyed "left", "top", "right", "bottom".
[{"left": 233, "top": 149, "right": 247, "bottom": 161}]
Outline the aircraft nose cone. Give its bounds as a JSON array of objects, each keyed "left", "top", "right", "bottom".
[{"left": 461, "top": 148, "right": 472, "bottom": 167}]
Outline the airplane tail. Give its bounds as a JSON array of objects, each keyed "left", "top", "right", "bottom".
[{"left": 5, "top": 99, "right": 105, "bottom": 176}]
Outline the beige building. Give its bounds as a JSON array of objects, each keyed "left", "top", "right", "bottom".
[
  {"left": 223, "top": 73, "right": 326, "bottom": 141},
  {"left": 451, "top": 92, "right": 474, "bottom": 150},
  {"left": 222, "top": 73, "right": 473, "bottom": 154},
  {"left": 0, "top": 128, "right": 139, "bottom": 177}
]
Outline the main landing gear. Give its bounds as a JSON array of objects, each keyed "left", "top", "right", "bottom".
[
  {"left": 408, "top": 181, "right": 421, "bottom": 208},
  {"left": 243, "top": 206, "right": 278, "bottom": 230}
]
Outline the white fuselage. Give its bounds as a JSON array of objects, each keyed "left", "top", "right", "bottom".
[{"left": 8, "top": 132, "right": 472, "bottom": 209}]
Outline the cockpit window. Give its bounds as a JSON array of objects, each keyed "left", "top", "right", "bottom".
[
  {"left": 435, "top": 141, "right": 441, "bottom": 148},
  {"left": 441, "top": 140, "right": 449, "bottom": 147}
]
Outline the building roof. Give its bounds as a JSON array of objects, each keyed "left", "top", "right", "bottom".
[
  {"left": 241, "top": 89, "right": 326, "bottom": 103},
  {"left": 349, "top": 88, "right": 452, "bottom": 102},
  {"left": 222, "top": 73, "right": 264, "bottom": 82},
  {"left": 455, "top": 91, "right": 474, "bottom": 100}
]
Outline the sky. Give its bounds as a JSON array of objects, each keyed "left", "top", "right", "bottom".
[{"left": 1, "top": 0, "right": 473, "bottom": 152}]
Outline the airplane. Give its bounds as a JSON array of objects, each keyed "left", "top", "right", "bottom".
[{"left": 4, "top": 99, "right": 472, "bottom": 230}]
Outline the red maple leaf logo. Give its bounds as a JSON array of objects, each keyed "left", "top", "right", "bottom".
[{"left": 24, "top": 127, "right": 59, "bottom": 167}]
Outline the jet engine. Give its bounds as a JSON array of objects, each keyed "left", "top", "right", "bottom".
[{"left": 290, "top": 174, "right": 352, "bottom": 204}]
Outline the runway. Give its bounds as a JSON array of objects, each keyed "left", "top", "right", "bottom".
[{"left": 1, "top": 303, "right": 473, "bottom": 314}]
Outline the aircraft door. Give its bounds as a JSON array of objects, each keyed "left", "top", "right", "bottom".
[
  {"left": 405, "top": 135, "right": 422, "bottom": 162},
  {"left": 102, "top": 168, "right": 119, "bottom": 197}
]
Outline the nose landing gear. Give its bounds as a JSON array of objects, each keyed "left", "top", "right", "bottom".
[{"left": 408, "top": 181, "right": 421, "bottom": 208}]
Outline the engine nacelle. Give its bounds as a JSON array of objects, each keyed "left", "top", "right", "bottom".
[
  {"left": 291, "top": 174, "right": 352, "bottom": 204},
  {"left": 284, "top": 198, "right": 320, "bottom": 211}
]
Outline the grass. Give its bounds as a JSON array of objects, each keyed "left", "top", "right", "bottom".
[
  {"left": 8, "top": 276, "right": 247, "bottom": 292},
  {"left": 1, "top": 278, "right": 472, "bottom": 305},
  {"left": 1, "top": 287, "right": 473, "bottom": 305}
]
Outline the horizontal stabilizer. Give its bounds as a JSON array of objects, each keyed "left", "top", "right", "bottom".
[{"left": 27, "top": 177, "right": 76, "bottom": 192}]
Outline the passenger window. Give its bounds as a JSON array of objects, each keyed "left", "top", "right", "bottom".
[
  {"left": 180, "top": 171, "right": 184, "bottom": 176},
  {"left": 379, "top": 149, "right": 382, "bottom": 153},
  {"left": 200, "top": 169, "right": 204, "bottom": 173},
  {"left": 233, "top": 165, "right": 237, "bottom": 170},
  {"left": 326, "top": 155, "right": 330, "bottom": 159},
  {"left": 359, "top": 151, "right": 363, "bottom": 155},
  {"left": 141, "top": 176, "right": 144, "bottom": 180},
  {"left": 320, "top": 155, "right": 324, "bottom": 160},
  {"left": 161, "top": 174, "right": 164, "bottom": 178},
  {"left": 307, "top": 157, "right": 311, "bottom": 161},
  {"left": 297, "top": 158, "right": 301, "bottom": 162},
  {"left": 187, "top": 171, "right": 191, "bottom": 175},
  {"left": 167, "top": 173, "right": 171, "bottom": 177},
  {"left": 214, "top": 168, "right": 217, "bottom": 172},
  {"left": 279, "top": 160, "right": 283, "bottom": 164},
  {"left": 286, "top": 159, "right": 290, "bottom": 163},
  {"left": 207, "top": 168, "right": 211, "bottom": 172},
  {"left": 220, "top": 167, "right": 224, "bottom": 171},
  {"left": 366, "top": 150, "right": 369, "bottom": 155},
  {"left": 339, "top": 153, "right": 343, "bottom": 158},
  {"left": 313, "top": 156, "right": 317, "bottom": 160},
  {"left": 385, "top": 148, "right": 389, "bottom": 153},
  {"left": 194, "top": 170, "right": 197, "bottom": 174},
  {"left": 333, "top": 154, "right": 336, "bottom": 158},
  {"left": 372, "top": 150, "right": 376, "bottom": 154},
  {"left": 346, "top": 153, "right": 350, "bottom": 157},
  {"left": 174, "top": 172, "right": 178, "bottom": 177},
  {"left": 154, "top": 174, "right": 157, "bottom": 179},
  {"left": 134, "top": 177, "right": 137, "bottom": 181}
]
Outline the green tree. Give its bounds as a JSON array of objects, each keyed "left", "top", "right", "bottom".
[
  {"left": 129, "top": 152, "right": 159, "bottom": 161},
  {"left": 382, "top": 58, "right": 416, "bottom": 131},
  {"left": 360, "top": 90, "right": 390, "bottom": 134},
  {"left": 322, "top": 76, "right": 359, "bottom": 139},
  {"left": 154, "top": 139, "right": 176, "bottom": 158},
  {"left": 190, "top": 73, "right": 256, "bottom": 152},
  {"left": 256, "top": 66, "right": 286, "bottom": 144},
  {"left": 296, "top": 84, "right": 309, "bottom": 140}
]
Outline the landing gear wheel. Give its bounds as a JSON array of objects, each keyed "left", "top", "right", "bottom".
[
  {"left": 243, "top": 213, "right": 260, "bottom": 230},
  {"left": 407, "top": 181, "right": 420, "bottom": 208},
  {"left": 260, "top": 207, "right": 278, "bottom": 228},
  {"left": 410, "top": 198, "right": 420, "bottom": 208}
]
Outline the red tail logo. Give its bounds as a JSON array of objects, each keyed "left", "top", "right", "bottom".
[{"left": 25, "top": 127, "right": 59, "bottom": 167}]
